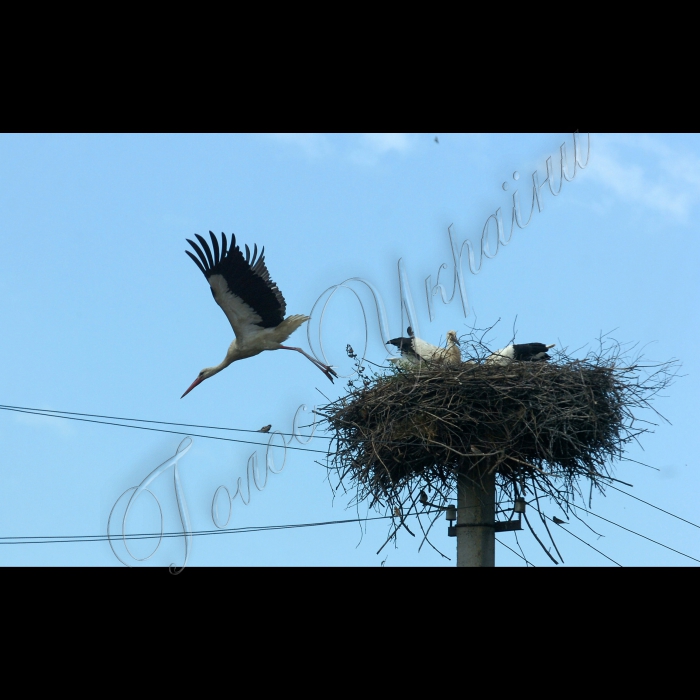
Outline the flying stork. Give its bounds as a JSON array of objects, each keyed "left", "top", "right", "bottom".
[
  {"left": 387, "top": 327, "right": 461, "bottom": 367},
  {"left": 485, "top": 343, "right": 555, "bottom": 365},
  {"left": 181, "top": 231, "right": 338, "bottom": 398}
]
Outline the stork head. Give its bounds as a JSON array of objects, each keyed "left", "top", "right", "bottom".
[
  {"left": 181, "top": 366, "right": 218, "bottom": 398},
  {"left": 446, "top": 330, "right": 460, "bottom": 345}
]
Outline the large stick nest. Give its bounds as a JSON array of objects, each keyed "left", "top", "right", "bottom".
[{"left": 317, "top": 332, "right": 679, "bottom": 532}]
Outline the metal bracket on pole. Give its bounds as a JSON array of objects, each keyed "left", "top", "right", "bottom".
[{"left": 448, "top": 518, "right": 522, "bottom": 537}]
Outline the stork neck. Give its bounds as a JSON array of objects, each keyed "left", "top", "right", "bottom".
[{"left": 207, "top": 352, "right": 236, "bottom": 377}]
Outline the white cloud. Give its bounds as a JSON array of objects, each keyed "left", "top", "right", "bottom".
[
  {"left": 267, "top": 133, "right": 414, "bottom": 165},
  {"left": 359, "top": 133, "right": 412, "bottom": 153},
  {"left": 349, "top": 133, "right": 414, "bottom": 165},
  {"left": 268, "top": 133, "right": 334, "bottom": 158},
  {"left": 588, "top": 134, "right": 700, "bottom": 224}
]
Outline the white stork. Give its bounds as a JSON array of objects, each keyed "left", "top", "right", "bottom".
[
  {"left": 485, "top": 342, "right": 555, "bottom": 365},
  {"left": 181, "top": 231, "right": 338, "bottom": 398},
  {"left": 387, "top": 327, "right": 461, "bottom": 367}
]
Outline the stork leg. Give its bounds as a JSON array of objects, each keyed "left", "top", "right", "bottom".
[{"left": 279, "top": 346, "right": 339, "bottom": 383}]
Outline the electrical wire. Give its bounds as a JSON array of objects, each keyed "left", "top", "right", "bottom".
[
  {"left": 0, "top": 403, "right": 327, "bottom": 440},
  {"left": 0, "top": 509, "right": 449, "bottom": 546},
  {"left": 6, "top": 404, "right": 659, "bottom": 462},
  {"left": 0, "top": 405, "right": 328, "bottom": 454},
  {"left": 543, "top": 515, "right": 622, "bottom": 566},
  {"left": 0, "top": 502, "right": 510, "bottom": 546},
  {"left": 1, "top": 403, "right": 471, "bottom": 452},
  {"left": 0, "top": 404, "right": 530, "bottom": 452},
  {"left": 3, "top": 405, "right": 695, "bottom": 564},
  {"left": 3, "top": 483, "right": 696, "bottom": 566},
  {"left": 495, "top": 538, "right": 535, "bottom": 566},
  {"left": 607, "top": 484, "right": 700, "bottom": 530},
  {"left": 567, "top": 502, "right": 700, "bottom": 564},
  {"left": 1, "top": 502, "right": 500, "bottom": 545}
]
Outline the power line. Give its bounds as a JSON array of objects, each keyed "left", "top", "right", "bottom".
[
  {"left": 0, "top": 502, "right": 509, "bottom": 547},
  {"left": 1, "top": 404, "right": 475, "bottom": 452},
  {"left": 567, "top": 502, "right": 700, "bottom": 564},
  {"left": 0, "top": 509, "right": 453, "bottom": 545},
  {"left": 544, "top": 515, "right": 622, "bottom": 566},
  {"left": 4, "top": 404, "right": 660, "bottom": 463},
  {"left": 0, "top": 404, "right": 530, "bottom": 452},
  {"left": 495, "top": 538, "right": 535, "bottom": 566},
  {"left": 0, "top": 406, "right": 328, "bottom": 454},
  {"left": 0, "top": 404, "right": 504, "bottom": 452},
  {"left": 0, "top": 403, "right": 327, "bottom": 440},
  {"left": 3, "top": 474, "right": 693, "bottom": 566},
  {"left": 3, "top": 405, "right": 693, "bottom": 563},
  {"left": 607, "top": 484, "right": 700, "bottom": 530}
]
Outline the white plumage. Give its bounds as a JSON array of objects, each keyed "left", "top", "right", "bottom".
[
  {"left": 181, "top": 231, "right": 337, "bottom": 397},
  {"left": 387, "top": 328, "right": 461, "bottom": 367},
  {"left": 387, "top": 331, "right": 555, "bottom": 369},
  {"left": 485, "top": 343, "right": 555, "bottom": 365}
]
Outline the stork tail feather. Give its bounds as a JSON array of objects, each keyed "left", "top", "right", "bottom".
[{"left": 275, "top": 314, "right": 311, "bottom": 341}]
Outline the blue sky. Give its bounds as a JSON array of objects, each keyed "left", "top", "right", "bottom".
[{"left": 1, "top": 132, "right": 698, "bottom": 567}]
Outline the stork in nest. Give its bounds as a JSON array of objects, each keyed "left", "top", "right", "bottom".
[
  {"left": 387, "top": 327, "right": 461, "bottom": 367},
  {"left": 485, "top": 343, "right": 555, "bottom": 365}
]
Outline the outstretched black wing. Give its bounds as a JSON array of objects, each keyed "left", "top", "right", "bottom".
[{"left": 186, "top": 231, "right": 286, "bottom": 339}]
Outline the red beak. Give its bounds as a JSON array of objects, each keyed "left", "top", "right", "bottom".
[{"left": 181, "top": 375, "right": 204, "bottom": 398}]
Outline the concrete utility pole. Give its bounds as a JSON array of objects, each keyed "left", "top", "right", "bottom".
[{"left": 456, "top": 471, "right": 496, "bottom": 567}]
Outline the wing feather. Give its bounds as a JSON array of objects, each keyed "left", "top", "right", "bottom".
[
  {"left": 185, "top": 231, "right": 287, "bottom": 339},
  {"left": 186, "top": 238, "right": 209, "bottom": 270},
  {"left": 185, "top": 249, "right": 207, "bottom": 277},
  {"left": 195, "top": 233, "right": 215, "bottom": 269},
  {"left": 210, "top": 230, "right": 220, "bottom": 265},
  {"left": 387, "top": 336, "right": 421, "bottom": 361}
]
